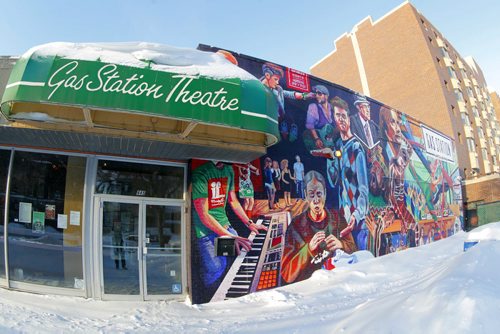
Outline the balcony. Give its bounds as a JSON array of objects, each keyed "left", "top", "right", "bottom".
[
  {"left": 479, "top": 138, "right": 487, "bottom": 148},
  {"left": 486, "top": 127, "right": 493, "bottom": 137},
  {"left": 469, "top": 152, "right": 479, "bottom": 168},
  {"left": 450, "top": 78, "right": 461, "bottom": 89},
  {"left": 456, "top": 59, "right": 465, "bottom": 69},
  {"left": 484, "top": 161, "right": 491, "bottom": 175},
  {"left": 474, "top": 116, "right": 482, "bottom": 127},
  {"left": 490, "top": 146, "right": 497, "bottom": 157},
  {"left": 436, "top": 37, "right": 445, "bottom": 47},
  {"left": 463, "top": 78, "right": 472, "bottom": 87},
  {"left": 469, "top": 97, "right": 477, "bottom": 106},
  {"left": 458, "top": 100, "right": 467, "bottom": 112},
  {"left": 472, "top": 77, "right": 478, "bottom": 86},
  {"left": 464, "top": 125, "right": 474, "bottom": 137},
  {"left": 495, "top": 137, "right": 500, "bottom": 145},
  {"left": 444, "top": 56, "right": 454, "bottom": 67}
]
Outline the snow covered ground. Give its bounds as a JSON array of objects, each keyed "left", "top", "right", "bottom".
[{"left": 1, "top": 223, "right": 499, "bottom": 333}]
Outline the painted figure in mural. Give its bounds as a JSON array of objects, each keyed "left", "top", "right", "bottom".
[
  {"left": 378, "top": 106, "right": 404, "bottom": 160},
  {"left": 324, "top": 96, "right": 369, "bottom": 251},
  {"left": 374, "top": 208, "right": 395, "bottom": 256},
  {"left": 381, "top": 107, "right": 417, "bottom": 236},
  {"left": 192, "top": 161, "right": 268, "bottom": 293},
  {"left": 280, "top": 159, "right": 295, "bottom": 207},
  {"left": 281, "top": 171, "right": 356, "bottom": 284},
  {"left": 350, "top": 94, "right": 379, "bottom": 149},
  {"left": 272, "top": 160, "right": 282, "bottom": 210},
  {"left": 263, "top": 157, "right": 276, "bottom": 210},
  {"left": 430, "top": 159, "right": 450, "bottom": 207},
  {"left": 293, "top": 155, "right": 305, "bottom": 200},
  {"left": 304, "top": 85, "right": 336, "bottom": 150},
  {"left": 237, "top": 162, "right": 260, "bottom": 219},
  {"left": 260, "top": 62, "right": 314, "bottom": 139}
]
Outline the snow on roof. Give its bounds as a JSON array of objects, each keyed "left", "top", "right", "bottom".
[{"left": 22, "top": 42, "right": 257, "bottom": 80}]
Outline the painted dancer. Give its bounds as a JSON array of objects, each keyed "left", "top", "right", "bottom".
[{"left": 236, "top": 162, "right": 259, "bottom": 219}]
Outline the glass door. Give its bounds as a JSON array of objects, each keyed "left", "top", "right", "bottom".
[
  {"left": 143, "top": 203, "right": 184, "bottom": 298},
  {"left": 101, "top": 200, "right": 141, "bottom": 297},
  {"left": 98, "top": 197, "right": 184, "bottom": 300}
]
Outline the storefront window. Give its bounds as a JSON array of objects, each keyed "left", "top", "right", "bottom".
[
  {"left": 7, "top": 151, "right": 86, "bottom": 289},
  {"left": 0, "top": 150, "right": 11, "bottom": 279},
  {"left": 96, "top": 160, "right": 184, "bottom": 199}
]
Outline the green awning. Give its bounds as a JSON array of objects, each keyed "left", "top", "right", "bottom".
[{"left": 1, "top": 43, "right": 279, "bottom": 148}]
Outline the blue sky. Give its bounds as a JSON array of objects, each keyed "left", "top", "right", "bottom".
[{"left": 1, "top": 0, "right": 499, "bottom": 91}]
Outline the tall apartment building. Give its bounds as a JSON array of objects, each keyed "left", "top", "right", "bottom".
[{"left": 310, "top": 1, "right": 500, "bottom": 226}]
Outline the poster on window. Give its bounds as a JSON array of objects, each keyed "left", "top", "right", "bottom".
[
  {"left": 32, "top": 211, "right": 45, "bottom": 234},
  {"left": 45, "top": 204, "right": 56, "bottom": 220},
  {"left": 19, "top": 202, "right": 32, "bottom": 223}
]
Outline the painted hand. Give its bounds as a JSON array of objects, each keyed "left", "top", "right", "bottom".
[{"left": 309, "top": 231, "right": 326, "bottom": 252}]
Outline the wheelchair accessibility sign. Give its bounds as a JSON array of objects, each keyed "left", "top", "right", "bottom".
[{"left": 172, "top": 283, "right": 182, "bottom": 294}]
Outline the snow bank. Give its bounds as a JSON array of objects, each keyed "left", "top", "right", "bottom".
[
  {"left": 467, "top": 222, "right": 500, "bottom": 241},
  {"left": 1, "top": 225, "right": 500, "bottom": 333},
  {"left": 22, "top": 42, "right": 256, "bottom": 80}
]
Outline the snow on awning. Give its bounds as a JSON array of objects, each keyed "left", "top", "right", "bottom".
[{"left": 0, "top": 42, "right": 279, "bottom": 160}]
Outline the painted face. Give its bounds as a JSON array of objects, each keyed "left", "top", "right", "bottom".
[
  {"left": 266, "top": 74, "right": 280, "bottom": 89},
  {"left": 315, "top": 91, "right": 327, "bottom": 104},
  {"left": 386, "top": 110, "right": 403, "bottom": 144},
  {"left": 306, "top": 179, "right": 326, "bottom": 215},
  {"left": 358, "top": 103, "right": 371, "bottom": 121},
  {"left": 295, "top": 155, "right": 300, "bottom": 162},
  {"left": 334, "top": 106, "right": 350, "bottom": 133}
]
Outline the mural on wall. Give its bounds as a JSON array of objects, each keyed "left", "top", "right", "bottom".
[{"left": 191, "top": 46, "right": 463, "bottom": 304}]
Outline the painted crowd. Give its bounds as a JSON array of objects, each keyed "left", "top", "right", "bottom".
[{"left": 191, "top": 46, "right": 463, "bottom": 304}]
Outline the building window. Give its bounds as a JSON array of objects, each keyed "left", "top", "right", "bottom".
[
  {"left": 467, "top": 138, "right": 476, "bottom": 152},
  {"left": 96, "top": 160, "right": 184, "bottom": 199},
  {"left": 478, "top": 127, "right": 484, "bottom": 138},
  {"left": 451, "top": 105, "right": 456, "bottom": 116},
  {"left": 447, "top": 67, "right": 457, "bottom": 79},
  {"left": 460, "top": 68, "right": 467, "bottom": 78},
  {"left": 472, "top": 107, "right": 479, "bottom": 117},
  {"left": 421, "top": 18, "right": 428, "bottom": 30},
  {"left": 467, "top": 86, "right": 474, "bottom": 97},
  {"left": 461, "top": 112, "right": 471, "bottom": 126},
  {"left": 0, "top": 149, "right": 11, "bottom": 279},
  {"left": 441, "top": 47, "right": 451, "bottom": 59},
  {"left": 482, "top": 148, "right": 488, "bottom": 160},
  {"left": 7, "top": 151, "right": 86, "bottom": 288},
  {"left": 457, "top": 132, "right": 462, "bottom": 144},
  {"left": 455, "top": 89, "right": 464, "bottom": 102}
]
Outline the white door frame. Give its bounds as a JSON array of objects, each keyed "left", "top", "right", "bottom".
[{"left": 93, "top": 195, "right": 186, "bottom": 301}]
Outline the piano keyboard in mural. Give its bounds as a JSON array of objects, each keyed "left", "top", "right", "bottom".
[{"left": 210, "top": 211, "right": 290, "bottom": 302}]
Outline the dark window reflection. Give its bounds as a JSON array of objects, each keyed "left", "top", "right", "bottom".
[
  {"left": 0, "top": 149, "right": 11, "bottom": 279},
  {"left": 96, "top": 160, "right": 184, "bottom": 199},
  {"left": 7, "top": 151, "right": 85, "bottom": 288}
]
